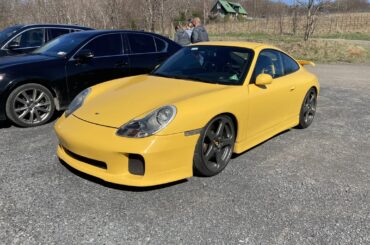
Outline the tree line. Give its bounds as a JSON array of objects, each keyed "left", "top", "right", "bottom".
[{"left": 0, "top": 0, "right": 369, "bottom": 38}]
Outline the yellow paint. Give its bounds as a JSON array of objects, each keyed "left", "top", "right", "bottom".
[
  {"left": 297, "top": 60, "right": 316, "bottom": 67},
  {"left": 55, "top": 41, "right": 320, "bottom": 187}
]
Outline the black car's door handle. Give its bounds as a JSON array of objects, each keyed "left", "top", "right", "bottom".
[{"left": 115, "top": 61, "right": 129, "bottom": 68}]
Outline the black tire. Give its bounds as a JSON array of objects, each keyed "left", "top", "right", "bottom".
[
  {"left": 194, "top": 115, "right": 236, "bottom": 177},
  {"left": 5, "top": 83, "right": 55, "bottom": 127},
  {"left": 297, "top": 87, "right": 317, "bottom": 129}
]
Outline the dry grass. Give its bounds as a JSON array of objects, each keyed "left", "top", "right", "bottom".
[
  {"left": 210, "top": 33, "right": 370, "bottom": 64},
  {"left": 207, "top": 12, "right": 370, "bottom": 37}
]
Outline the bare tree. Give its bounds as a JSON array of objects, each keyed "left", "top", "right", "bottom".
[{"left": 297, "top": 0, "right": 330, "bottom": 41}]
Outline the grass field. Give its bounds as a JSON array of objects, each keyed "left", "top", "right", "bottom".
[
  {"left": 210, "top": 32, "right": 370, "bottom": 64},
  {"left": 314, "top": 32, "right": 370, "bottom": 41}
]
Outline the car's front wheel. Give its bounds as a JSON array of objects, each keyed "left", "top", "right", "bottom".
[
  {"left": 297, "top": 87, "right": 317, "bottom": 129},
  {"left": 194, "top": 115, "right": 236, "bottom": 177},
  {"left": 5, "top": 83, "right": 55, "bottom": 127}
]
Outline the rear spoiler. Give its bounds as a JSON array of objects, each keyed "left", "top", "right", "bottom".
[{"left": 297, "top": 60, "right": 316, "bottom": 67}]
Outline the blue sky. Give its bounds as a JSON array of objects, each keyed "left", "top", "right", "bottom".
[{"left": 273, "top": 0, "right": 370, "bottom": 4}]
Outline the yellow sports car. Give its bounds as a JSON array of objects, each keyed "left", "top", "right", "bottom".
[{"left": 55, "top": 42, "right": 319, "bottom": 187}]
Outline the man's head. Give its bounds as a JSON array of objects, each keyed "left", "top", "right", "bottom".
[{"left": 192, "top": 17, "right": 201, "bottom": 27}]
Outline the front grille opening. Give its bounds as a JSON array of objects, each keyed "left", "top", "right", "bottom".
[
  {"left": 63, "top": 146, "right": 107, "bottom": 170},
  {"left": 128, "top": 154, "right": 145, "bottom": 176}
]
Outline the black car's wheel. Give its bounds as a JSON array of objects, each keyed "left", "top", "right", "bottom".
[
  {"left": 5, "top": 83, "right": 55, "bottom": 127},
  {"left": 194, "top": 115, "right": 236, "bottom": 177},
  {"left": 297, "top": 88, "right": 317, "bottom": 129}
]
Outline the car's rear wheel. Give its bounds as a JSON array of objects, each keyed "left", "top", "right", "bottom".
[
  {"left": 297, "top": 88, "right": 317, "bottom": 129},
  {"left": 194, "top": 115, "right": 236, "bottom": 177},
  {"left": 5, "top": 83, "right": 55, "bottom": 127}
]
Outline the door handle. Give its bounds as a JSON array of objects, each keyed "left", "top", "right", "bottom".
[
  {"left": 115, "top": 61, "right": 129, "bottom": 68},
  {"left": 290, "top": 86, "right": 296, "bottom": 91}
]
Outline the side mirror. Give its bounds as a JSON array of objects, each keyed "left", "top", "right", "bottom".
[
  {"left": 8, "top": 42, "right": 20, "bottom": 50},
  {"left": 255, "top": 74, "right": 273, "bottom": 86},
  {"left": 75, "top": 49, "right": 94, "bottom": 62}
]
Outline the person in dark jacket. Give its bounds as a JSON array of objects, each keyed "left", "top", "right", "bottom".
[
  {"left": 174, "top": 25, "right": 191, "bottom": 46},
  {"left": 191, "top": 17, "right": 209, "bottom": 43}
]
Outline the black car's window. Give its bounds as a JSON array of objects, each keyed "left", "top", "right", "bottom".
[
  {"left": 48, "top": 28, "right": 70, "bottom": 41},
  {"left": 83, "top": 34, "right": 122, "bottom": 57},
  {"left": 281, "top": 52, "right": 300, "bottom": 75},
  {"left": 155, "top": 37, "right": 168, "bottom": 52},
  {"left": 9, "top": 28, "right": 45, "bottom": 48},
  {"left": 34, "top": 33, "right": 90, "bottom": 57},
  {"left": 253, "top": 50, "right": 284, "bottom": 82},
  {"left": 0, "top": 25, "right": 23, "bottom": 44},
  {"left": 128, "top": 34, "right": 156, "bottom": 54},
  {"left": 152, "top": 46, "right": 254, "bottom": 85}
]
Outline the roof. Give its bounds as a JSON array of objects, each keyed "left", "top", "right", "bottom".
[
  {"left": 214, "top": 0, "right": 248, "bottom": 15},
  {"left": 191, "top": 41, "right": 277, "bottom": 50},
  {"left": 229, "top": 2, "right": 248, "bottom": 15},
  {"left": 217, "top": 0, "right": 236, "bottom": 13},
  {"left": 67, "top": 30, "right": 175, "bottom": 43},
  {"left": 20, "top": 24, "right": 93, "bottom": 30}
]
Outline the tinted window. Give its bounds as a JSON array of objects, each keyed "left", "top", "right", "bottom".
[
  {"left": 48, "top": 28, "right": 70, "bottom": 41},
  {"left": 9, "top": 28, "right": 45, "bottom": 48},
  {"left": 0, "top": 25, "right": 23, "bottom": 44},
  {"left": 34, "top": 33, "right": 90, "bottom": 57},
  {"left": 155, "top": 37, "right": 168, "bottom": 52},
  {"left": 153, "top": 46, "right": 254, "bottom": 85},
  {"left": 128, "top": 34, "right": 156, "bottom": 54},
  {"left": 253, "top": 50, "right": 284, "bottom": 81},
  {"left": 83, "top": 34, "right": 122, "bottom": 57},
  {"left": 281, "top": 52, "right": 300, "bottom": 75}
]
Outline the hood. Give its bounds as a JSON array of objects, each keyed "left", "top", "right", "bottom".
[
  {"left": 0, "top": 54, "right": 56, "bottom": 69},
  {"left": 74, "top": 75, "right": 229, "bottom": 128}
]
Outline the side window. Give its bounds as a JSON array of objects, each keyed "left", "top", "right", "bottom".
[
  {"left": 82, "top": 34, "right": 122, "bottom": 57},
  {"left": 155, "top": 37, "right": 168, "bottom": 52},
  {"left": 253, "top": 50, "right": 284, "bottom": 82},
  {"left": 128, "top": 34, "right": 156, "bottom": 54},
  {"left": 9, "top": 28, "right": 45, "bottom": 48},
  {"left": 48, "top": 28, "right": 70, "bottom": 41},
  {"left": 281, "top": 52, "right": 300, "bottom": 75}
]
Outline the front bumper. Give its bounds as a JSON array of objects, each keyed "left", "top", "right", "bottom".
[{"left": 54, "top": 115, "right": 199, "bottom": 187}]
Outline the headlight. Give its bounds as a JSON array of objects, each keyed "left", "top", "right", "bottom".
[
  {"left": 117, "top": 105, "right": 177, "bottom": 138},
  {"left": 0, "top": 74, "right": 5, "bottom": 81},
  {"left": 65, "top": 88, "right": 91, "bottom": 117}
]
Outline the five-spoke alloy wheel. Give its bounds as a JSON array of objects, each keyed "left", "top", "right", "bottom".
[
  {"left": 194, "top": 115, "right": 236, "bottom": 177},
  {"left": 298, "top": 88, "right": 317, "bottom": 129},
  {"left": 6, "top": 83, "right": 55, "bottom": 127}
]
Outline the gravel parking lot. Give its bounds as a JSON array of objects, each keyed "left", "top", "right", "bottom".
[{"left": 1, "top": 64, "right": 370, "bottom": 244}]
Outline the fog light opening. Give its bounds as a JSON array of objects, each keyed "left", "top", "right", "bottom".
[{"left": 128, "top": 154, "right": 145, "bottom": 176}]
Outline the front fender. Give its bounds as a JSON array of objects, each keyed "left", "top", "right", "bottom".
[{"left": 158, "top": 86, "right": 247, "bottom": 139}]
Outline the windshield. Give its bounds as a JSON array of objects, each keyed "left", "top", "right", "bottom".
[
  {"left": 152, "top": 46, "right": 254, "bottom": 85},
  {"left": 0, "top": 25, "right": 23, "bottom": 44},
  {"left": 33, "top": 33, "right": 89, "bottom": 57}
]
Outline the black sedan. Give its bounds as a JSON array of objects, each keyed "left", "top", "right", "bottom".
[
  {"left": 0, "top": 24, "right": 92, "bottom": 57},
  {"left": 0, "top": 30, "right": 182, "bottom": 127}
]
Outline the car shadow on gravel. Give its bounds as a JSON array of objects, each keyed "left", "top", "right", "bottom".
[
  {"left": 59, "top": 159, "right": 188, "bottom": 192},
  {"left": 0, "top": 120, "right": 11, "bottom": 129},
  {"left": 0, "top": 111, "right": 64, "bottom": 129},
  {"left": 231, "top": 129, "right": 291, "bottom": 159}
]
